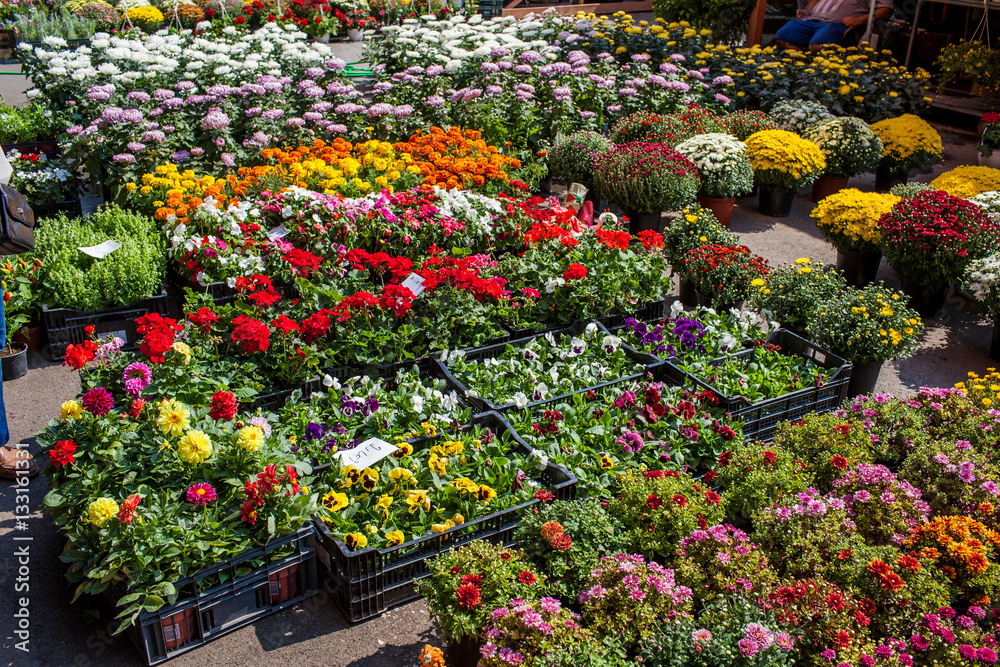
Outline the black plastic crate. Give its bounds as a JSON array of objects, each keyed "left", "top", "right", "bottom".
[
  {"left": 107, "top": 526, "right": 318, "bottom": 666},
  {"left": 2, "top": 140, "right": 61, "bottom": 159},
  {"left": 313, "top": 411, "right": 576, "bottom": 623},
  {"left": 655, "top": 329, "right": 852, "bottom": 441},
  {"left": 437, "top": 322, "right": 663, "bottom": 413},
  {"left": 32, "top": 198, "right": 82, "bottom": 221},
  {"left": 592, "top": 298, "right": 669, "bottom": 331},
  {"left": 43, "top": 288, "right": 171, "bottom": 361}
]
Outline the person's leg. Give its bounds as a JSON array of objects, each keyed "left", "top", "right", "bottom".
[
  {"left": 774, "top": 19, "right": 819, "bottom": 50},
  {"left": 808, "top": 21, "right": 849, "bottom": 51},
  {"left": 0, "top": 297, "right": 8, "bottom": 447}
]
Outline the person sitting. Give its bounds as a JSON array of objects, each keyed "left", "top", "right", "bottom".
[{"left": 774, "top": 0, "right": 893, "bottom": 52}]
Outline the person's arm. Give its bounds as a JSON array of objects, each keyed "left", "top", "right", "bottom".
[
  {"left": 842, "top": 3, "right": 891, "bottom": 28},
  {"left": 797, "top": 0, "right": 820, "bottom": 18}
]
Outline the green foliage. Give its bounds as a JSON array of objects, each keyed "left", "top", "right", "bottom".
[
  {"left": 35, "top": 205, "right": 165, "bottom": 311},
  {"left": 0, "top": 103, "right": 63, "bottom": 144},
  {"left": 14, "top": 8, "right": 96, "bottom": 41},
  {"left": 547, "top": 130, "right": 612, "bottom": 188},
  {"left": 747, "top": 258, "right": 846, "bottom": 334},
  {"left": 513, "top": 499, "right": 629, "bottom": 599},
  {"left": 715, "top": 441, "right": 814, "bottom": 518}
]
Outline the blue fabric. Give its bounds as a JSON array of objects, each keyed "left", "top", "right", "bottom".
[
  {"left": 775, "top": 19, "right": 849, "bottom": 48},
  {"left": 0, "top": 295, "right": 9, "bottom": 446}
]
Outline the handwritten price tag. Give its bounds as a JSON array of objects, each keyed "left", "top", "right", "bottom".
[
  {"left": 335, "top": 437, "right": 398, "bottom": 469},
  {"left": 401, "top": 272, "right": 426, "bottom": 297}
]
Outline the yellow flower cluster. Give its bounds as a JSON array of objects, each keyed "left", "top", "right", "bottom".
[
  {"left": 745, "top": 130, "right": 826, "bottom": 188},
  {"left": 126, "top": 5, "right": 165, "bottom": 28},
  {"left": 87, "top": 497, "right": 119, "bottom": 527},
  {"left": 811, "top": 188, "right": 899, "bottom": 247},
  {"left": 929, "top": 166, "right": 1000, "bottom": 199},
  {"left": 956, "top": 369, "right": 1000, "bottom": 408},
  {"left": 869, "top": 114, "right": 943, "bottom": 170}
]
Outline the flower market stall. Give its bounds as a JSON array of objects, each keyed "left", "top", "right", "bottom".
[{"left": 2, "top": 3, "right": 1000, "bottom": 666}]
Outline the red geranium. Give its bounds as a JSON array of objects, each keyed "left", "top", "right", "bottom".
[
  {"left": 63, "top": 340, "right": 98, "bottom": 370},
  {"left": 231, "top": 315, "right": 270, "bottom": 354},
  {"left": 272, "top": 315, "right": 300, "bottom": 335},
  {"left": 563, "top": 263, "right": 587, "bottom": 281},
  {"left": 284, "top": 248, "right": 321, "bottom": 277},
  {"left": 136, "top": 313, "right": 183, "bottom": 364},
  {"left": 189, "top": 307, "right": 219, "bottom": 332},
  {"left": 235, "top": 274, "right": 282, "bottom": 308},
  {"left": 300, "top": 311, "right": 333, "bottom": 343}
]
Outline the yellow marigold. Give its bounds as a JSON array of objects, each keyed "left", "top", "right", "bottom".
[
  {"left": 87, "top": 498, "right": 119, "bottom": 527},
  {"left": 177, "top": 430, "right": 212, "bottom": 465},
  {"left": 930, "top": 166, "right": 1000, "bottom": 199}
]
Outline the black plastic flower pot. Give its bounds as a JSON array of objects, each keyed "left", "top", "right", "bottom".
[
  {"left": 836, "top": 248, "right": 882, "bottom": 288},
  {"left": 1, "top": 342, "right": 27, "bottom": 381},
  {"left": 847, "top": 360, "right": 882, "bottom": 398},
  {"left": 757, "top": 186, "right": 795, "bottom": 218},
  {"left": 625, "top": 210, "right": 663, "bottom": 235},
  {"left": 874, "top": 167, "right": 908, "bottom": 193},
  {"left": 899, "top": 281, "right": 947, "bottom": 319}
]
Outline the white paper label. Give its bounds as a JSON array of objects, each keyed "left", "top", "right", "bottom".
[
  {"left": 335, "top": 437, "right": 397, "bottom": 469},
  {"left": 269, "top": 580, "right": 280, "bottom": 598},
  {"left": 400, "top": 272, "right": 425, "bottom": 297},
  {"left": 267, "top": 225, "right": 289, "bottom": 240},
  {"left": 100, "top": 328, "right": 129, "bottom": 344},
  {"left": 78, "top": 240, "right": 121, "bottom": 259},
  {"left": 163, "top": 624, "right": 177, "bottom": 642}
]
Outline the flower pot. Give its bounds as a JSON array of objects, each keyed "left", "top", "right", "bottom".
[
  {"left": 1, "top": 342, "right": 27, "bottom": 381},
  {"left": 625, "top": 210, "right": 663, "bottom": 235},
  {"left": 979, "top": 147, "right": 1000, "bottom": 169},
  {"left": 694, "top": 290, "right": 743, "bottom": 312},
  {"left": 899, "top": 281, "right": 947, "bottom": 319},
  {"left": 696, "top": 195, "right": 734, "bottom": 227},
  {"left": 445, "top": 638, "right": 482, "bottom": 667},
  {"left": 160, "top": 607, "right": 198, "bottom": 651},
  {"left": 538, "top": 174, "right": 554, "bottom": 193},
  {"left": 811, "top": 175, "right": 849, "bottom": 203},
  {"left": 347, "top": 28, "right": 364, "bottom": 41},
  {"left": 874, "top": 167, "right": 908, "bottom": 193},
  {"left": 991, "top": 318, "right": 1000, "bottom": 363},
  {"left": 757, "top": 186, "right": 795, "bottom": 218},
  {"left": 12, "top": 325, "right": 43, "bottom": 353},
  {"left": 847, "top": 359, "right": 883, "bottom": 398},
  {"left": 836, "top": 248, "right": 882, "bottom": 288},
  {"left": 678, "top": 276, "right": 697, "bottom": 307},
  {"left": 315, "top": 33, "right": 331, "bottom": 43}
]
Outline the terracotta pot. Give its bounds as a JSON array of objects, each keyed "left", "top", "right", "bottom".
[
  {"left": 696, "top": 195, "right": 734, "bottom": 227},
  {"left": 899, "top": 281, "right": 947, "bottom": 319},
  {"left": 836, "top": 248, "right": 882, "bottom": 288},
  {"left": 160, "top": 607, "right": 198, "bottom": 652},
  {"left": 12, "top": 325, "right": 42, "bottom": 352},
  {"left": 847, "top": 359, "right": 883, "bottom": 398},
  {"left": 268, "top": 563, "right": 300, "bottom": 604},
  {"left": 874, "top": 167, "right": 908, "bottom": 193},
  {"left": 757, "top": 185, "right": 795, "bottom": 217},
  {"left": 811, "top": 175, "right": 849, "bottom": 203}
]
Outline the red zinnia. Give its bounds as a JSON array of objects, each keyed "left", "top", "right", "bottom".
[
  {"left": 50, "top": 440, "right": 77, "bottom": 467},
  {"left": 117, "top": 494, "right": 142, "bottom": 524},
  {"left": 209, "top": 390, "right": 238, "bottom": 421},
  {"left": 456, "top": 583, "right": 481, "bottom": 609}
]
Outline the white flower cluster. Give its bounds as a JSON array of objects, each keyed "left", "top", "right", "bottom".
[
  {"left": 24, "top": 22, "right": 327, "bottom": 95},
  {"left": 970, "top": 190, "right": 1000, "bottom": 221},
  {"left": 769, "top": 100, "right": 835, "bottom": 135},
  {"left": 675, "top": 132, "right": 753, "bottom": 198},
  {"left": 963, "top": 252, "right": 1000, "bottom": 304}
]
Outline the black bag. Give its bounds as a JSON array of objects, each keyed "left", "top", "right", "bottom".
[{"left": 0, "top": 184, "right": 36, "bottom": 255}]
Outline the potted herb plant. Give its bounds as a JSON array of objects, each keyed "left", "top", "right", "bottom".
[
  {"left": 961, "top": 252, "right": 1000, "bottom": 361},
  {"left": 675, "top": 132, "right": 753, "bottom": 227},
  {"left": 811, "top": 284, "right": 924, "bottom": 396},
  {"left": 979, "top": 112, "right": 1000, "bottom": 168},
  {"left": 592, "top": 142, "right": 700, "bottom": 235},
  {"left": 879, "top": 190, "right": 1000, "bottom": 317},
  {"left": 681, "top": 243, "right": 769, "bottom": 311},
  {"left": 869, "top": 114, "right": 943, "bottom": 192},
  {"left": 802, "top": 117, "right": 884, "bottom": 202},
  {"left": 663, "top": 205, "right": 739, "bottom": 306},
  {"left": 0, "top": 257, "right": 39, "bottom": 380},
  {"left": 744, "top": 129, "right": 826, "bottom": 218},
  {"left": 810, "top": 188, "right": 899, "bottom": 287}
]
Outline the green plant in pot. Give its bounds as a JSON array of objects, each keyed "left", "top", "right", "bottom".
[
  {"left": 879, "top": 190, "right": 1000, "bottom": 318},
  {"left": 547, "top": 130, "right": 612, "bottom": 196},
  {"left": 961, "top": 251, "right": 1000, "bottom": 362},
  {"left": 810, "top": 188, "right": 899, "bottom": 288},
  {"left": 810, "top": 283, "right": 924, "bottom": 396},
  {"left": 0, "top": 257, "right": 41, "bottom": 377},
  {"left": 979, "top": 112, "right": 1000, "bottom": 162},
  {"left": 744, "top": 129, "right": 825, "bottom": 218},
  {"left": 681, "top": 243, "right": 769, "bottom": 310},
  {"left": 747, "top": 257, "right": 846, "bottom": 337},
  {"left": 802, "top": 117, "right": 883, "bottom": 203},
  {"left": 664, "top": 204, "right": 738, "bottom": 305},
  {"left": 592, "top": 142, "right": 700, "bottom": 236},
  {"left": 674, "top": 132, "right": 753, "bottom": 227}
]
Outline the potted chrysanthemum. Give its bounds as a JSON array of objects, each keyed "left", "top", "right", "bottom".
[
  {"left": 744, "top": 130, "right": 826, "bottom": 218},
  {"left": 803, "top": 117, "right": 884, "bottom": 202},
  {"left": 675, "top": 132, "right": 753, "bottom": 227},
  {"left": 592, "top": 142, "right": 700, "bottom": 235},
  {"left": 548, "top": 130, "right": 613, "bottom": 205},
  {"left": 810, "top": 188, "right": 899, "bottom": 287},
  {"left": 962, "top": 251, "right": 1000, "bottom": 361},
  {"left": 869, "top": 114, "right": 943, "bottom": 192}
]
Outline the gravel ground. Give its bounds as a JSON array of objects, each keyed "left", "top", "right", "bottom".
[{"left": 0, "top": 63, "right": 992, "bottom": 666}]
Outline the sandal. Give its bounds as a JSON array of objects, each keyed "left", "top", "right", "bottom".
[{"left": 0, "top": 445, "right": 39, "bottom": 480}]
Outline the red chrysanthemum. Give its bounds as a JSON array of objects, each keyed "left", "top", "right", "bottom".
[
  {"left": 518, "top": 570, "right": 536, "bottom": 585},
  {"left": 456, "top": 583, "right": 481, "bottom": 609}
]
